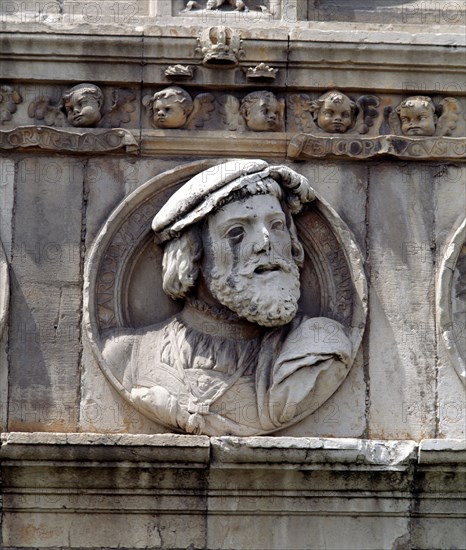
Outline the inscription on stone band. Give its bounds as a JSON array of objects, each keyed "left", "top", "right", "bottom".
[
  {"left": 288, "top": 134, "right": 466, "bottom": 160},
  {"left": 0, "top": 126, "right": 138, "bottom": 153}
]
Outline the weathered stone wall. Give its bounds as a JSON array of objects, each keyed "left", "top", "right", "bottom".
[{"left": 0, "top": 3, "right": 465, "bottom": 548}]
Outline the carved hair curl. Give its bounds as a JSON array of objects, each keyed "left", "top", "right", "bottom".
[
  {"left": 310, "top": 90, "right": 357, "bottom": 120},
  {"left": 63, "top": 83, "right": 104, "bottom": 108},
  {"left": 162, "top": 226, "right": 202, "bottom": 300},
  {"left": 145, "top": 87, "right": 194, "bottom": 117},
  {"left": 395, "top": 95, "right": 436, "bottom": 115}
]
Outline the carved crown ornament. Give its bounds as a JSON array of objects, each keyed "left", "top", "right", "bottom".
[
  {"left": 0, "top": 81, "right": 464, "bottom": 159},
  {"left": 195, "top": 26, "right": 245, "bottom": 67}
]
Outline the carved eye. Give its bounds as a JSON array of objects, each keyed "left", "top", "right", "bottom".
[
  {"left": 271, "top": 219, "right": 285, "bottom": 231},
  {"left": 226, "top": 226, "right": 245, "bottom": 243},
  {"left": 342, "top": 111, "right": 351, "bottom": 119},
  {"left": 324, "top": 110, "right": 333, "bottom": 117}
]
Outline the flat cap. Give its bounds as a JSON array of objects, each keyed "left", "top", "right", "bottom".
[{"left": 152, "top": 159, "right": 314, "bottom": 243}]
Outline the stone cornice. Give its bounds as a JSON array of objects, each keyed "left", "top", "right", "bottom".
[{"left": 1, "top": 25, "right": 465, "bottom": 93}]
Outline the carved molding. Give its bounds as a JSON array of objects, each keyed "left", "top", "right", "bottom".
[
  {"left": 436, "top": 215, "right": 466, "bottom": 386},
  {"left": 140, "top": 130, "right": 287, "bottom": 157},
  {"left": 0, "top": 126, "right": 138, "bottom": 154}
]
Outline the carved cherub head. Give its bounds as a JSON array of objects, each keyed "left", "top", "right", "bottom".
[
  {"left": 240, "top": 91, "right": 283, "bottom": 132},
  {"left": 144, "top": 87, "right": 194, "bottom": 129},
  {"left": 152, "top": 161, "right": 314, "bottom": 327},
  {"left": 396, "top": 96, "right": 437, "bottom": 136},
  {"left": 311, "top": 90, "right": 357, "bottom": 133},
  {"left": 62, "top": 83, "right": 104, "bottom": 127}
]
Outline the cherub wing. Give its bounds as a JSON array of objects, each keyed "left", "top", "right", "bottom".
[
  {"left": 354, "top": 95, "right": 380, "bottom": 134},
  {"left": 288, "top": 94, "right": 317, "bottom": 133},
  {"left": 435, "top": 97, "right": 461, "bottom": 136},
  {"left": 218, "top": 95, "right": 243, "bottom": 131},
  {"left": 0, "top": 86, "right": 22, "bottom": 124},
  {"left": 383, "top": 106, "right": 402, "bottom": 135},
  {"left": 27, "top": 96, "right": 66, "bottom": 126},
  {"left": 185, "top": 93, "right": 215, "bottom": 129},
  {"left": 100, "top": 88, "right": 136, "bottom": 128}
]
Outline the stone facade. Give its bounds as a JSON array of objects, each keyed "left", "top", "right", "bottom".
[{"left": 0, "top": 2, "right": 465, "bottom": 548}]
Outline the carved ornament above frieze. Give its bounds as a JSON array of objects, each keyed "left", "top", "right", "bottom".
[
  {"left": 84, "top": 160, "right": 367, "bottom": 436},
  {"left": 164, "top": 65, "right": 195, "bottom": 81},
  {"left": 196, "top": 26, "right": 245, "bottom": 67},
  {"left": 246, "top": 63, "right": 279, "bottom": 81},
  {"left": 27, "top": 83, "right": 136, "bottom": 128}
]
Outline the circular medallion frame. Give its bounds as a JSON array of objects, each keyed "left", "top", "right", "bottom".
[
  {"left": 436, "top": 215, "right": 466, "bottom": 386},
  {"left": 83, "top": 159, "right": 368, "bottom": 420}
]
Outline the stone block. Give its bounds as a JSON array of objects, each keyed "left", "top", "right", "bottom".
[
  {"left": 8, "top": 157, "right": 84, "bottom": 431},
  {"left": 367, "top": 162, "right": 437, "bottom": 440},
  {"left": 0, "top": 157, "right": 15, "bottom": 431}
]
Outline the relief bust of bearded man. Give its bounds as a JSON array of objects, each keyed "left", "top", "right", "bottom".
[{"left": 103, "top": 160, "right": 353, "bottom": 435}]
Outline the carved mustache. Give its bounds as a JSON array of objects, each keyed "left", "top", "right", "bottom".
[{"left": 237, "top": 256, "right": 298, "bottom": 278}]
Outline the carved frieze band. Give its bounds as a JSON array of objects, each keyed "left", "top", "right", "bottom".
[{"left": 1, "top": 79, "right": 464, "bottom": 159}]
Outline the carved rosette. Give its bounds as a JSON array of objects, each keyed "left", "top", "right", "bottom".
[
  {"left": 83, "top": 160, "right": 367, "bottom": 433},
  {"left": 436, "top": 215, "right": 466, "bottom": 385}
]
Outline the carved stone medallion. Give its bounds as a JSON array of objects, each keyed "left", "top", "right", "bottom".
[
  {"left": 437, "top": 215, "right": 466, "bottom": 385},
  {"left": 84, "top": 160, "right": 367, "bottom": 435}
]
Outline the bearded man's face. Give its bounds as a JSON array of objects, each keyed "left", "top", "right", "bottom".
[{"left": 201, "top": 192, "right": 301, "bottom": 327}]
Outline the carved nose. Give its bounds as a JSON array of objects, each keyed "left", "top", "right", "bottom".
[{"left": 260, "top": 227, "right": 271, "bottom": 250}]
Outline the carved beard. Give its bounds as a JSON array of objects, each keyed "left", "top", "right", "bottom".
[{"left": 205, "top": 256, "right": 301, "bottom": 328}]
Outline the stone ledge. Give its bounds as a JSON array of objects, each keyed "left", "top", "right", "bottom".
[
  {"left": 0, "top": 432, "right": 211, "bottom": 463},
  {"left": 1, "top": 434, "right": 464, "bottom": 549},
  {"left": 418, "top": 438, "right": 466, "bottom": 464},
  {"left": 2, "top": 433, "right": 464, "bottom": 468}
]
